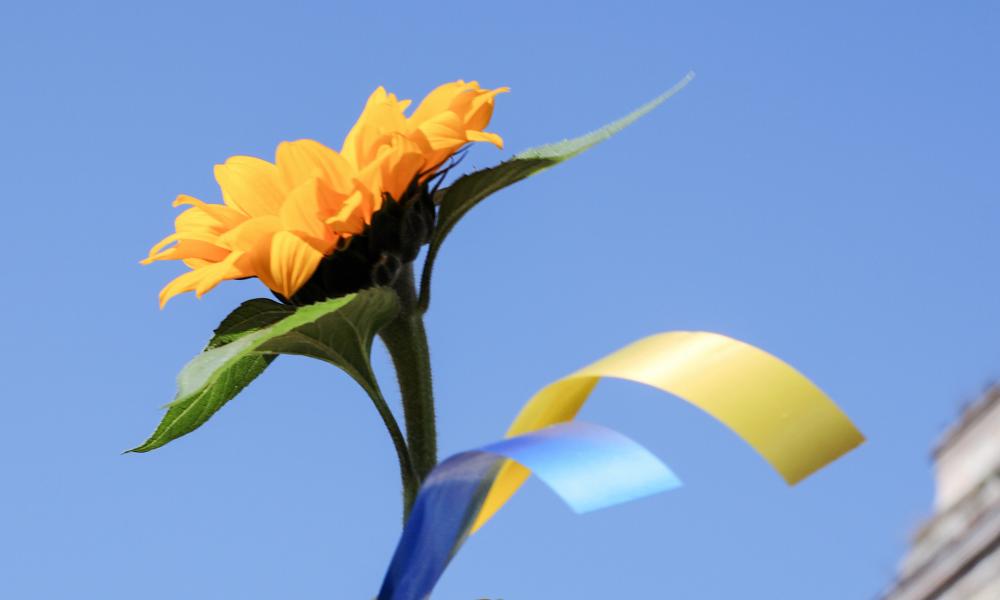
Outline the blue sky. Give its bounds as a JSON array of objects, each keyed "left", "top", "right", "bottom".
[{"left": 2, "top": 1, "right": 998, "bottom": 598}]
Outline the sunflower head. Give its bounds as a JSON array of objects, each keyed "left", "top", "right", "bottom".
[{"left": 143, "top": 80, "right": 507, "bottom": 308}]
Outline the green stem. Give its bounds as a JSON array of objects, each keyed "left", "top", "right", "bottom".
[
  {"left": 365, "top": 379, "right": 419, "bottom": 520},
  {"left": 380, "top": 263, "right": 438, "bottom": 500}
]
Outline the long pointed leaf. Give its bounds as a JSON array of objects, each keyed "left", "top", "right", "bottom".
[
  {"left": 419, "top": 72, "right": 694, "bottom": 311},
  {"left": 129, "top": 288, "right": 399, "bottom": 452}
]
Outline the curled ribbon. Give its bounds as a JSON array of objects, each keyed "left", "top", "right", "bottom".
[
  {"left": 379, "top": 331, "right": 865, "bottom": 598},
  {"left": 378, "top": 421, "right": 680, "bottom": 600},
  {"left": 472, "top": 331, "right": 864, "bottom": 531}
]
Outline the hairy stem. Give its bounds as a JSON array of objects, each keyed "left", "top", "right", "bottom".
[
  {"left": 379, "top": 263, "right": 438, "bottom": 517},
  {"left": 365, "top": 379, "right": 419, "bottom": 520}
]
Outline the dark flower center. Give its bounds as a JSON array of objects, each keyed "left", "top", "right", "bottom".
[{"left": 281, "top": 180, "right": 436, "bottom": 306}]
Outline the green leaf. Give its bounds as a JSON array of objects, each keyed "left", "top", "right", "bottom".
[
  {"left": 129, "top": 288, "right": 399, "bottom": 452},
  {"left": 207, "top": 298, "right": 295, "bottom": 349},
  {"left": 419, "top": 72, "right": 694, "bottom": 311}
]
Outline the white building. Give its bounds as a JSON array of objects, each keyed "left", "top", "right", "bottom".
[{"left": 881, "top": 386, "right": 1000, "bottom": 599}]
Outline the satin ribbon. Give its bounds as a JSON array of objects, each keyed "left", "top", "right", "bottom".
[
  {"left": 377, "top": 421, "right": 680, "bottom": 600},
  {"left": 378, "top": 331, "right": 865, "bottom": 598},
  {"left": 472, "top": 331, "right": 864, "bottom": 531}
]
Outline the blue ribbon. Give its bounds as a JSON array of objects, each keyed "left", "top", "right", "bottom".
[{"left": 378, "top": 421, "right": 681, "bottom": 600}]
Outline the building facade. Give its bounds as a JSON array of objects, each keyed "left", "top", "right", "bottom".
[{"left": 882, "top": 387, "right": 1000, "bottom": 599}]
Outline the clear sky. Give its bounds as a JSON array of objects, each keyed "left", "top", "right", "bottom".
[{"left": 2, "top": 1, "right": 998, "bottom": 598}]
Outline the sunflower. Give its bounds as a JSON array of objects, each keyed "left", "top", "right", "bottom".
[{"left": 143, "top": 80, "right": 507, "bottom": 307}]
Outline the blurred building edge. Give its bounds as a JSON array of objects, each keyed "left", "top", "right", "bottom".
[{"left": 882, "top": 386, "right": 1000, "bottom": 600}]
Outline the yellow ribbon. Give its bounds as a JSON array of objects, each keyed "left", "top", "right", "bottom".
[{"left": 471, "top": 331, "right": 864, "bottom": 532}]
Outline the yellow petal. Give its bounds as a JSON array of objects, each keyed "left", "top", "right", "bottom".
[
  {"left": 239, "top": 231, "right": 279, "bottom": 293},
  {"left": 144, "top": 229, "right": 227, "bottom": 262},
  {"left": 377, "top": 142, "right": 426, "bottom": 201},
  {"left": 280, "top": 178, "right": 337, "bottom": 252},
  {"left": 342, "top": 87, "right": 390, "bottom": 163},
  {"left": 324, "top": 190, "right": 368, "bottom": 234},
  {"left": 463, "top": 87, "right": 509, "bottom": 131},
  {"left": 144, "top": 232, "right": 184, "bottom": 262},
  {"left": 215, "top": 216, "right": 284, "bottom": 293},
  {"left": 269, "top": 231, "right": 324, "bottom": 299},
  {"left": 465, "top": 129, "right": 504, "bottom": 149},
  {"left": 194, "top": 251, "right": 247, "bottom": 297},
  {"left": 409, "top": 80, "right": 470, "bottom": 125},
  {"left": 143, "top": 239, "right": 230, "bottom": 264},
  {"left": 158, "top": 268, "right": 209, "bottom": 308},
  {"left": 173, "top": 203, "right": 241, "bottom": 237},
  {"left": 214, "top": 156, "right": 286, "bottom": 217},
  {"left": 275, "top": 139, "right": 355, "bottom": 194},
  {"left": 156, "top": 252, "right": 243, "bottom": 308},
  {"left": 172, "top": 195, "right": 247, "bottom": 229},
  {"left": 342, "top": 87, "right": 411, "bottom": 168},
  {"left": 417, "top": 111, "right": 468, "bottom": 151},
  {"left": 217, "top": 215, "right": 282, "bottom": 252}
]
